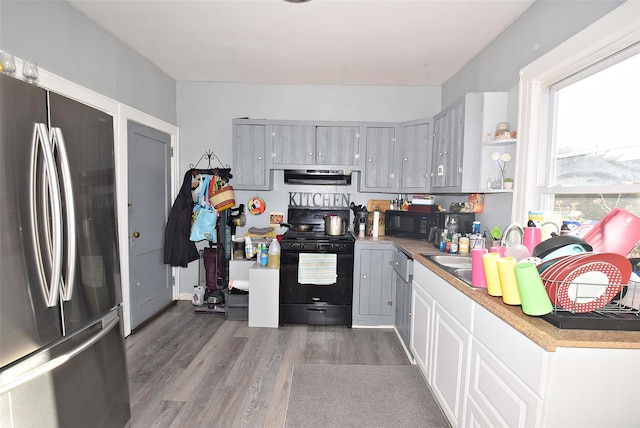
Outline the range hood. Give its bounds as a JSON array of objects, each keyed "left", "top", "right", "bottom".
[{"left": 284, "top": 169, "right": 352, "bottom": 185}]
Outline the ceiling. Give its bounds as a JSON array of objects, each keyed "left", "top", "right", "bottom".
[{"left": 66, "top": 0, "right": 535, "bottom": 86}]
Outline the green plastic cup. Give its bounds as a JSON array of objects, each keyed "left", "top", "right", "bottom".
[{"left": 514, "top": 262, "right": 553, "bottom": 316}]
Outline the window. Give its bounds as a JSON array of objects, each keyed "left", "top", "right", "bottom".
[
  {"left": 545, "top": 48, "right": 640, "bottom": 225},
  {"left": 516, "top": 1, "right": 640, "bottom": 257},
  {"left": 550, "top": 50, "right": 640, "bottom": 188}
]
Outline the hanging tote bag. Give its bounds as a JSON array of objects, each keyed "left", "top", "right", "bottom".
[
  {"left": 209, "top": 174, "right": 235, "bottom": 212},
  {"left": 190, "top": 175, "right": 218, "bottom": 242}
]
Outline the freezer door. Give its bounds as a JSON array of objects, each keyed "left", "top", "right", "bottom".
[
  {"left": 0, "top": 74, "right": 63, "bottom": 368},
  {"left": 48, "top": 92, "right": 121, "bottom": 334},
  {"left": 0, "top": 309, "right": 131, "bottom": 427}
]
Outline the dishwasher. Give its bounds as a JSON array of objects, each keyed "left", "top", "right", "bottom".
[{"left": 393, "top": 249, "right": 414, "bottom": 360}]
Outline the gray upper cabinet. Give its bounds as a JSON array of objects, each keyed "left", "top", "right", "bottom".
[
  {"left": 399, "top": 118, "right": 432, "bottom": 193},
  {"left": 271, "top": 122, "right": 361, "bottom": 168},
  {"left": 315, "top": 125, "right": 360, "bottom": 167},
  {"left": 271, "top": 124, "right": 316, "bottom": 166},
  {"left": 360, "top": 125, "right": 398, "bottom": 192},
  {"left": 232, "top": 120, "right": 273, "bottom": 190},
  {"left": 431, "top": 93, "right": 483, "bottom": 193}
]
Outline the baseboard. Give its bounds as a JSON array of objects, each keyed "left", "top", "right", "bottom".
[
  {"left": 393, "top": 326, "right": 416, "bottom": 365},
  {"left": 130, "top": 300, "right": 177, "bottom": 334}
]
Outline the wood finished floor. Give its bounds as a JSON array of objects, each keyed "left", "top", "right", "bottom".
[{"left": 125, "top": 301, "right": 412, "bottom": 428}]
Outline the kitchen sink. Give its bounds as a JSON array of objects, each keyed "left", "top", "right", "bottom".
[
  {"left": 422, "top": 254, "right": 472, "bottom": 269},
  {"left": 420, "top": 254, "right": 474, "bottom": 286},
  {"left": 453, "top": 268, "right": 472, "bottom": 285}
]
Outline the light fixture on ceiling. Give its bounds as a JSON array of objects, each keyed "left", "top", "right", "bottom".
[{"left": 284, "top": 0, "right": 311, "bottom": 3}]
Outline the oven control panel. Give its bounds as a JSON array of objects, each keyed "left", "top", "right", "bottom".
[{"left": 281, "top": 241, "right": 353, "bottom": 253}]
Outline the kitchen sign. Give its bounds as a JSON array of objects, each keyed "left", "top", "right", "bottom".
[{"left": 289, "top": 192, "right": 351, "bottom": 208}]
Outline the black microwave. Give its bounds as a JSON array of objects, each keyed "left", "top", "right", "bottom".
[{"left": 384, "top": 210, "right": 437, "bottom": 239}]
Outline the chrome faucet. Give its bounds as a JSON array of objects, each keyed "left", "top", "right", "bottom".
[{"left": 501, "top": 223, "right": 524, "bottom": 247}]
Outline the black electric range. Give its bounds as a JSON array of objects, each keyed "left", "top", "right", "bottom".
[{"left": 279, "top": 208, "right": 355, "bottom": 327}]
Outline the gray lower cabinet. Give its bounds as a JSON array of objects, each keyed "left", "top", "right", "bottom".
[
  {"left": 352, "top": 241, "right": 395, "bottom": 326},
  {"left": 392, "top": 249, "right": 413, "bottom": 355},
  {"left": 360, "top": 125, "right": 398, "bottom": 192},
  {"left": 232, "top": 120, "right": 272, "bottom": 190}
]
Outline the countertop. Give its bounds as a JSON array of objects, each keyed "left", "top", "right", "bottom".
[{"left": 357, "top": 235, "right": 640, "bottom": 352}]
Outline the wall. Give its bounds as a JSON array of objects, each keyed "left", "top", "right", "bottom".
[
  {"left": 440, "top": 0, "right": 624, "bottom": 233},
  {"left": 0, "top": 0, "right": 176, "bottom": 124},
  {"left": 1, "top": 0, "right": 625, "bottom": 294},
  {"left": 176, "top": 82, "right": 441, "bottom": 292},
  {"left": 441, "top": 0, "right": 624, "bottom": 107}
]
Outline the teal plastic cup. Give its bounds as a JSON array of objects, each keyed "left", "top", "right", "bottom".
[{"left": 514, "top": 262, "right": 553, "bottom": 316}]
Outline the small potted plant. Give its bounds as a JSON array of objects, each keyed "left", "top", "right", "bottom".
[{"left": 503, "top": 177, "right": 514, "bottom": 189}]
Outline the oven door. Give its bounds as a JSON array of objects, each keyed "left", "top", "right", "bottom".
[{"left": 280, "top": 246, "right": 354, "bottom": 306}]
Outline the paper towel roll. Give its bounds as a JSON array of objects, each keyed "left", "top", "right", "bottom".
[
  {"left": 372, "top": 210, "right": 380, "bottom": 238},
  {"left": 229, "top": 279, "right": 250, "bottom": 291}
]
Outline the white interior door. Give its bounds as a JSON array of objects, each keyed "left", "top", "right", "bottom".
[{"left": 127, "top": 121, "right": 173, "bottom": 330}]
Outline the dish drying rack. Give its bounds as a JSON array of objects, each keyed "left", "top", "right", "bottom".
[{"left": 541, "top": 278, "right": 640, "bottom": 331}]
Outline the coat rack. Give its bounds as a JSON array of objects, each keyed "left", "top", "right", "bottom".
[{"left": 190, "top": 150, "right": 232, "bottom": 182}]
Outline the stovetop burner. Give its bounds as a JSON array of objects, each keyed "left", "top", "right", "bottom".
[
  {"left": 282, "top": 207, "right": 353, "bottom": 243},
  {"left": 282, "top": 230, "right": 356, "bottom": 242}
]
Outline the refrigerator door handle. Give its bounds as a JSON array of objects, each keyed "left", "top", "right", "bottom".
[
  {"left": 0, "top": 311, "right": 120, "bottom": 395},
  {"left": 29, "top": 123, "right": 63, "bottom": 308},
  {"left": 51, "top": 127, "right": 77, "bottom": 302}
]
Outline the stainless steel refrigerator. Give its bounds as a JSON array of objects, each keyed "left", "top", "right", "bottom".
[{"left": 0, "top": 73, "right": 130, "bottom": 427}]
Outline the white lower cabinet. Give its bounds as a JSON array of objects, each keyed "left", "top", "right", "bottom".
[
  {"left": 466, "top": 338, "right": 541, "bottom": 427},
  {"left": 410, "top": 278, "right": 433, "bottom": 377},
  {"left": 412, "top": 262, "right": 472, "bottom": 428},
  {"left": 430, "top": 302, "right": 470, "bottom": 426},
  {"left": 412, "top": 261, "right": 640, "bottom": 428}
]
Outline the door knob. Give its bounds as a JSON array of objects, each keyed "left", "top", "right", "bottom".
[{"left": 133, "top": 231, "right": 140, "bottom": 238}]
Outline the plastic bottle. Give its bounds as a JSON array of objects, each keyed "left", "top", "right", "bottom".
[
  {"left": 459, "top": 236, "right": 470, "bottom": 253},
  {"left": 449, "top": 217, "right": 458, "bottom": 237},
  {"left": 268, "top": 239, "right": 280, "bottom": 269},
  {"left": 439, "top": 230, "right": 447, "bottom": 252},
  {"left": 450, "top": 234, "right": 459, "bottom": 254},
  {"left": 245, "top": 236, "right": 254, "bottom": 259},
  {"left": 259, "top": 244, "right": 268, "bottom": 267}
]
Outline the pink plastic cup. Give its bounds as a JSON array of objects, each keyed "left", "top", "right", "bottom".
[
  {"left": 490, "top": 245, "right": 506, "bottom": 257},
  {"left": 471, "top": 248, "right": 488, "bottom": 288},
  {"left": 523, "top": 227, "right": 542, "bottom": 254}
]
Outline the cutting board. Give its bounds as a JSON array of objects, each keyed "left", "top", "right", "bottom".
[{"left": 366, "top": 199, "right": 391, "bottom": 212}]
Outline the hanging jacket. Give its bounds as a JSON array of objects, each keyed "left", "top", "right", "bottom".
[{"left": 164, "top": 170, "right": 200, "bottom": 267}]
